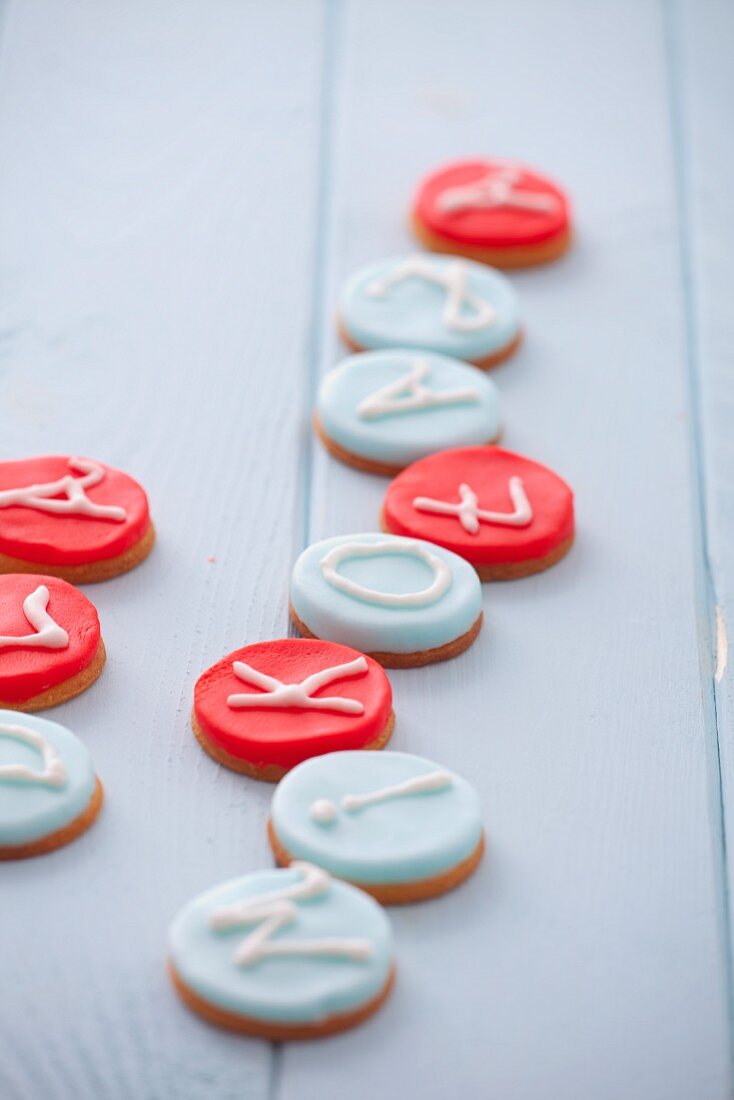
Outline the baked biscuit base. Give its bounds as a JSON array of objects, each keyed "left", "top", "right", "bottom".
[
  {"left": 191, "top": 709, "right": 395, "bottom": 782},
  {"left": 313, "top": 412, "right": 501, "bottom": 478},
  {"left": 474, "top": 534, "right": 574, "bottom": 580},
  {"left": 336, "top": 317, "right": 522, "bottom": 371},
  {"left": 0, "top": 522, "right": 156, "bottom": 583},
  {"left": 290, "top": 605, "right": 483, "bottom": 669},
  {"left": 169, "top": 960, "right": 396, "bottom": 1040},
  {"left": 0, "top": 638, "right": 107, "bottom": 712},
  {"left": 268, "top": 820, "right": 485, "bottom": 904},
  {"left": 411, "top": 216, "right": 573, "bottom": 269},
  {"left": 0, "top": 776, "right": 104, "bottom": 860}
]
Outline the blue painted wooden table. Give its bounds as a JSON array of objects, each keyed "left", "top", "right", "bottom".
[{"left": 1, "top": 2, "right": 733, "bottom": 1097}]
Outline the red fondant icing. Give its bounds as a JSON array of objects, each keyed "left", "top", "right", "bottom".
[
  {"left": 194, "top": 639, "right": 393, "bottom": 771},
  {"left": 383, "top": 446, "right": 574, "bottom": 567},
  {"left": 0, "top": 574, "right": 101, "bottom": 703},
  {"left": 413, "top": 159, "right": 570, "bottom": 249},
  {"left": 0, "top": 456, "right": 150, "bottom": 566}
]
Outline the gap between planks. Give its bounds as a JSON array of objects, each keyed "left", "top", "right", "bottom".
[
  {"left": 289, "top": 0, "right": 343, "bottom": 593},
  {"left": 662, "top": 0, "right": 734, "bottom": 1070},
  {"left": 275, "top": 0, "right": 343, "bottom": 1092}
]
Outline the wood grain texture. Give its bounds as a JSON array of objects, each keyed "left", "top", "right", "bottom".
[{"left": 0, "top": 2, "right": 731, "bottom": 1098}]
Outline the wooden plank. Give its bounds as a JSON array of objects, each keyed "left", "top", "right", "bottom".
[
  {"left": 669, "top": 0, "right": 734, "bottom": 996},
  {"left": 279, "top": 1, "right": 733, "bottom": 1097},
  {"left": 0, "top": 2, "right": 324, "bottom": 1097}
]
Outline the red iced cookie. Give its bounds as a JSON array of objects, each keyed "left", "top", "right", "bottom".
[
  {"left": 382, "top": 446, "right": 574, "bottom": 580},
  {"left": 192, "top": 638, "right": 395, "bottom": 781},
  {"left": 0, "top": 455, "right": 154, "bottom": 581},
  {"left": 412, "top": 158, "right": 571, "bottom": 268},
  {"left": 0, "top": 573, "right": 105, "bottom": 709}
]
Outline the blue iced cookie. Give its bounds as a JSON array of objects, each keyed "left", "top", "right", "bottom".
[
  {"left": 290, "top": 533, "right": 483, "bottom": 667},
  {"left": 337, "top": 253, "right": 521, "bottom": 366},
  {"left": 270, "top": 750, "right": 484, "bottom": 903},
  {"left": 168, "top": 862, "right": 395, "bottom": 1039},
  {"left": 0, "top": 710, "right": 102, "bottom": 858},
  {"left": 315, "top": 349, "right": 503, "bottom": 475}
]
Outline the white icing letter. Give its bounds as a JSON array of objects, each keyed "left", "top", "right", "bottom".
[
  {"left": 0, "top": 585, "right": 69, "bottom": 651},
  {"left": 310, "top": 770, "right": 452, "bottom": 824},
  {"left": 320, "top": 539, "right": 452, "bottom": 609},
  {"left": 227, "top": 656, "right": 368, "bottom": 715},
  {"left": 357, "top": 358, "right": 480, "bottom": 421},
  {"left": 413, "top": 477, "right": 532, "bottom": 534},
  {"left": 209, "top": 862, "right": 373, "bottom": 967},
  {"left": 0, "top": 457, "right": 126, "bottom": 522},
  {"left": 437, "top": 163, "right": 560, "bottom": 215},
  {"left": 0, "top": 723, "right": 67, "bottom": 788},
  {"left": 366, "top": 257, "right": 496, "bottom": 333}
]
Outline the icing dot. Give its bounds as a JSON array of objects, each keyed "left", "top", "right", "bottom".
[{"left": 310, "top": 798, "right": 338, "bottom": 825}]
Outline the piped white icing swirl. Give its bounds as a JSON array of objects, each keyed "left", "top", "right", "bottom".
[
  {"left": 0, "top": 585, "right": 69, "bottom": 651},
  {"left": 209, "top": 862, "right": 373, "bottom": 967},
  {"left": 227, "top": 656, "right": 368, "bottom": 715},
  {"left": 0, "top": 457, "right": 126, "bottom": 522},
  {"left": 0, "top": 722, "right": 68, "bottom": 788},
  {"left": 357, "top": 357, "right": 480, "bottom": 421},
  {"left": 366, "top": 257, "right": 496, "bottom": 333},
  {"left": 413, "top": 478, "right": 532, "bottom": 533},
  {"left": 309, "top": 770, "right": 452, "bottom": 825},
  {"left": 437, "top": 163, "right": 560, "bottom": 215},
  {"left": 320, "top": 539, "right": 452, "bottom": 609}
]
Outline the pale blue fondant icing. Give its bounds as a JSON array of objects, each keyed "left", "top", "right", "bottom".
[
  {"left": 317, "top": 349, "right": 502, "bottom": 468},
  {"left": 271, "top": 751, "right": 483, "bottom": 885},
  {"left": 338, "top": 254, "right": 520, "bottom": 362},
  {"left": 0, "top": 710, "right": 96, "bottom": 847},
  {"left": 290, "top": 533, "right": 482, "bottom": 654},
  {"left": 168, "top": 866, "right": 394, "bottom": 1024}
]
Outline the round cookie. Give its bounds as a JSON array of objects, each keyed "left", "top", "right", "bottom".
[
  {"left": 382, "top": 446, "right": 574, "bottom": 580},
  {"left": 269, "top": 750, "right": 484, "bottom": 903},
  {"left": 0, "top": 574, "right": 105, "bottom": 709},
  {"left": 337, "top": 254, "right": 521, "bottom": 368},
  {"left": 290, "top": 533, "right": 483, "bottom": 667},
  {"left": 168, "top": 861, "right": 395, "bottom": 1040},
  {"left": 412, "top": 158, "right": 572, "bottom": 268},
  {"left": 0, "top": 455, "right": 154, "bottom": 582},
  {"left": 192, "top": 639, "right": 394, "bottom": 781},
  {"left": 315, "top": 349, "right": 502, "bottom": 476},
  {"left": 0, "top": 711, "right": 103, "bottom": 859}
]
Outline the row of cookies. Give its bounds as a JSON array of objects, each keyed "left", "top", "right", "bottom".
[
  {"left": 167, "top": 157, "right": 576, "bottom": 1037},
  {"left": 169, "top": 745, "right": 484, "bottom": 1039},
  {"left": 0, "top": 455, "right": 155, "bottom": 856}
]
